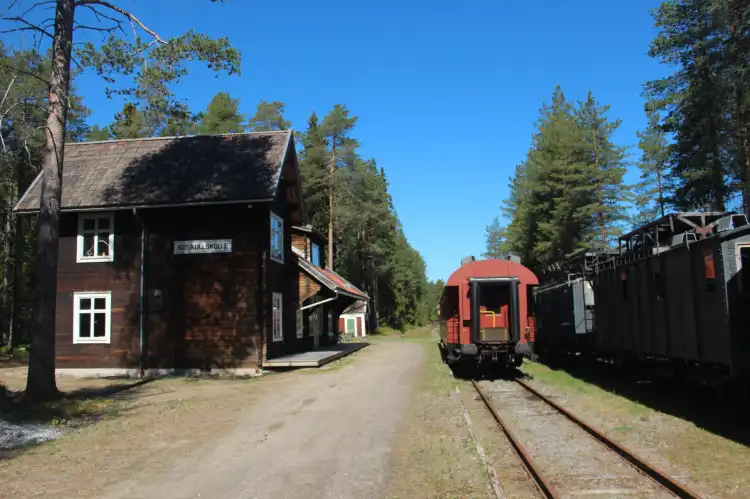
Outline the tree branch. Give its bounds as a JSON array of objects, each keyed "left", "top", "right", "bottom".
[
  {"left": 79, "top": 5, "right": 125, "bottom": 35},
  {"left": 0, "top": 64, "right": 50, "bottom": 87},
  {"left": 75, "top": 0, "right": 165, "bottom": 43},
  {"left": 2, "top": 16, "right": 53, "bottom": 39}
]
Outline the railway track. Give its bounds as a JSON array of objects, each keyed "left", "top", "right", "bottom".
[{"left": 470, "top": 379, "right": 704, "bottom": 499}]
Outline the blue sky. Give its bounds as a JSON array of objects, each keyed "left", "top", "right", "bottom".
[{"left": 10, "top": 0, "right": 670, "bottom": 282}]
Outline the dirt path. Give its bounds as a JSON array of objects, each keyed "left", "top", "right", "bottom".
[{"left": 89, "top": 340, "right": 424, "bottom": 499}]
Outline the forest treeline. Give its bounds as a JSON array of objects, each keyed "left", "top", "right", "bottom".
[
  {"left": 0, "top": 48, "right": 435, "bottom": 349},
  {"left": 485, "top": 0, "right": 750, "bottom": 274}
]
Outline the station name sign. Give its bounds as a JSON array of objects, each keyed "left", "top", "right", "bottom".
[{"left": 174, "top": 239, "right": 232, "bottom": 255}]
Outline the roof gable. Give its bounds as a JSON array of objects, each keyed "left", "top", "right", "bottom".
[{"left": 14, "top": 130, "right": 294, "bottom": 213}]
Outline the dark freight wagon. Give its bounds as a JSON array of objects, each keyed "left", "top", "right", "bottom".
[
  {"left": 533, "top": 250, "right": 615, "bottom": 355},
  {"left": 594, "top": 213, "right": 750, "bottom": 388},
  {"left": 439, "top": 255, "right": 539, "bottom": 371}
]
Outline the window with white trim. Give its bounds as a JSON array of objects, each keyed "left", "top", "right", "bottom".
[
  {"left": 270, "top": 212, "right": 284, "bottom": 263},
  {"left": 296, "top": 309, "right": 303, "bottom": 338},
  {"left": 73, "top": 292, "right": 111, "bottom": 344},
  {"left": 272, "top": 292, "right": 283, "bottom": 342},
  {"left": 77, "top": 213, "right": 115, "bottom": 263},
  {"left": 311, "top": 242, "right": 321, "bottom": 266}
]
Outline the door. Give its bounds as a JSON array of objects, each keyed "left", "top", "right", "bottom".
[
  {"left": 311, "top": 308, "right": 322, "bottom": 349},
  {"left": 346, "top": 318, "right": 356, "bottom": 336}
]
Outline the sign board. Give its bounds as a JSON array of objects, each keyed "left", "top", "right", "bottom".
[{"left": 174, "top": 239, "right": 232, "bottom": 255}]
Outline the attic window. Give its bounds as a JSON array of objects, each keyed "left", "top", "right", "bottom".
[
  {"left": 77, "top": 213, "right": 114, "bottom": 263},
  {"left": 270, "top": 211, "right": 284, "bottom": 263},
  {"left": 311, "top": 242, "right": 321, "bottom": 266}
]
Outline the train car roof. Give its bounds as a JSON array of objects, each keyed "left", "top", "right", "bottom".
[{"left": 445, "top": 258, "right": 539, "bottom": 287}]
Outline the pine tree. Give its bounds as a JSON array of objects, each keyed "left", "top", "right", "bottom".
[
  {"left": 299, "top": 112, "right": 329, "bottom": 231},
  {"left": 634, "top": 96, "right": 670, "bottom": 224},
  {"left": 198, "top": 92, "right": 246, "bottom": 134},
  {"left": 483, "top": 217, "right": 507, "bottom": 259},
  {"left": 109, "top": 103, "right": 149, "bottom": 139},
  {"left": 576, "top": 91, "right": 629, "bottom": 248},
  {"left": 321, "top": 104, "right": 358, "bottom": 270},
  {"left": 248, "top": 100, "right": 291, "bottom": 131},
  {"left": 647, "top": 0, "right": 732, "bottom": 211},
  {"left": 527, "top": 86, "right": 588, "bottom": 267},
  {"left": 87, "top": 125, "right": 110, "bottom": 142}
]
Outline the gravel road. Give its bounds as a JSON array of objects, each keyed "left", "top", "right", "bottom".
[
  {"left": 481, "top": 379, "right": 674, "bottom": 498},
  {"left": 100, "top": 340, "right": 424, "bottom": 499}
]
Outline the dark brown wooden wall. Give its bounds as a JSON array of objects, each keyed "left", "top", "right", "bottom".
[
  {"left": 56, "top": 211, "right": 141, "bottom": 368},
  {"left": 141, "top": 204, "right": 264, "bottom": 370}
]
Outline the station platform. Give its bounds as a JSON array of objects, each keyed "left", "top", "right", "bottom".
[{"left": 262, "top": 342, "right": 369, "bottom": 368}]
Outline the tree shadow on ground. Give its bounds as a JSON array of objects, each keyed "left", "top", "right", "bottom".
[
  {"left": 535, "top": 353, "right": 750, "bottom": 449},
  {"left": 0, "top": 377, "right": 155, "bottom": 426}
]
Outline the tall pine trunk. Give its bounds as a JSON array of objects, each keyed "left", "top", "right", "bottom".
[
  {"left": 656, "top": 167, "right": 665, "bottom": 217},
  {"left": 593, "top": 130, "right": 607, "bottom": 248},
  {"left": 327, "top": 145, "right": 335, "bottom": 270},
  {"left": 26, "top": 0, "right": 75, "bottom": 398}
]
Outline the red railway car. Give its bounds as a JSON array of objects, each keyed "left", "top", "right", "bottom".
[{"left": 439, "top": 255, "right": 539, "bottom": 370}]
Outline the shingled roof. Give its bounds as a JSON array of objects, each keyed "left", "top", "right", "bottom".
[{"left": 14, "top": 130, "right": 293, "bottom": 213}]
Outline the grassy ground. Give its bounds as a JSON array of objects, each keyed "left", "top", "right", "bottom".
[
  {"left": 386, "top": 326, "right": 493, "bottom": 499},
  {"left": 521, "top": 360, "right": 750, "bottom": 499},
  {"left": 0, "top": 374, "right": 277, "bottom": 497}
]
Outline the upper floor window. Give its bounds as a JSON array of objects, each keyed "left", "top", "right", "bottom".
[
  {"left": 270, "top": 212, "right": 284, "bottom": 263},
  {"left": 311, "top": 242, "right": 321, "bottom": 266},
  {"left": 77, "top": 213, "right": 114, "bottom": 263}
]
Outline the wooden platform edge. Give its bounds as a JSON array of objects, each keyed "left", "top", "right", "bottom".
[{"left": 262, "top": 342, "right": 369, "bottom": 368}]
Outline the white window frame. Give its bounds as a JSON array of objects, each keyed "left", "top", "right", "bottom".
[
  {"left": 77, "top": 213, "right": 115, "bottom": 263},
  {"left": 272, "top": 292, "right": 283, "bottom": 342},
  {"left": 73, "top": 291, "right": 112, "bottom": 344},
  {"left": 296, "top": 309, "right": 303, "bottom": 339},
  {"left": 311, "top": 242, "right": 320, "bottom": 266},
  {"left": 270, "top": 212, "right": 284, "bottom": 264}
]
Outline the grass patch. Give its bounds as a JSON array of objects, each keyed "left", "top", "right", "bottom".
[
  {"left": 521, "top": 360, "right": 650, "bottom": 417},
  {"left": 522, "top": 359, "right": 750, "bottom": 498},
  {"left": 371, "top": 325, "right": 435, "bottom": 342},
  {"left": 387, "top": 327, "right": 491, "bottom": 499}
]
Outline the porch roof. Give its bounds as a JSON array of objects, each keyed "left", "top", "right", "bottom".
[{"left": 297, "top": 256, "right": 369, "bottom": 301}]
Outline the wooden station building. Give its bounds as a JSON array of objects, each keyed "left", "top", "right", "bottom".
[{"left": 13, "top": 130, "right": 368, "bottom": 377}]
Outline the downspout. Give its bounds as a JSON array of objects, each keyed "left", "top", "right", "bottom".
[
  {"left": 259, "top": 249, "right": 267, "bottom": 370},
  {"left": 132, "top": 208, "right": 146, "bottom": 377}
]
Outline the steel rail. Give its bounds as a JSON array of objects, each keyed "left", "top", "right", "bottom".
[
  {"left": 515, "top": 379, "right": 703, "bottom": 499},
  {"left": 470, "top": 380, "right": 561, "bottom": 499}
]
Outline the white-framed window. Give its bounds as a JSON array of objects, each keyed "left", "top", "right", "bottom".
[
  {"left": 272, "top": 292, "right": 283, "bottom": 342},
  {"left": 296, "top": 309, "right": 303, "bottom": 338},
  {"left": 270, "top": 212, "right": 284, "bottom": 263},
  {"left": 73, "top": 292, "right": 111, "bottom": 344},
  {"left": 311, "top": 242, "right": 321, "bottom": 266},
  {"left": 77, "top": 213, "right": 115, "bottom": 263}
]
